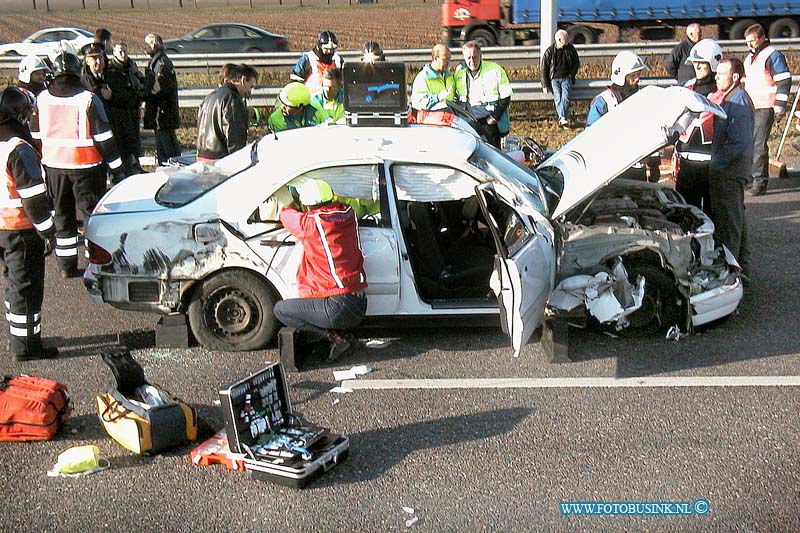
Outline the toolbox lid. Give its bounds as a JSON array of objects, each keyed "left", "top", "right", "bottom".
[
  {"left": 218, "top": 363, "right": 292, "bottom": 455},
  {"left": 343, "top": 61, "right": 407, "bottom": 116}
]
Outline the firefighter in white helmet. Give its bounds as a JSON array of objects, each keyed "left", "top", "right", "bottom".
[
  {"left": 673, "top": 39, "right": 725, "bottom": 210},
  {"left": 587, "top": 51, "right": 659, "bottom": 181},
  {"left": 18, "top": 55, "right": 50, "bottom": 97},
  {"left": 586, "top": 51, "right": 648, "bottom": 125},
  {"left": 31, "top": 46, "right": 123, "bottom": 278}
]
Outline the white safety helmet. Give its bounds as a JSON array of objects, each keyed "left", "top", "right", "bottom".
[
  {"left": 18, "top": 55, "right": 50, "bottom": 83},
  {"left": 610, "top": 51, "right": 649, "bottom": 85},
  {"left": 685, "top": 38, "right": 723, "bottom": 72}
]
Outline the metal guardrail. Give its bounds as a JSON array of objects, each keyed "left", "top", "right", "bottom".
[
  {"left": 181, "top": 73, "right": 800, "bottom": 108},
  {"left": 1, "top": 38, "right": 799, "bottom": 72}
]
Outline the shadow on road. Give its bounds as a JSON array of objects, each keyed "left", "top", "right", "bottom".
[{"left": 315, "top": 407, "right": 532, "bottom": 486}]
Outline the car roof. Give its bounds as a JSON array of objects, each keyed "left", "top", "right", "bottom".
[
  {"left": 197, "top": 23, "right": 264, "bottom": 32},
  {"left": 255, "top": 124, "right": 478, "bottom": 178},
  {"left": 30, "top": 27, "right": 89, "bottom": 36}
]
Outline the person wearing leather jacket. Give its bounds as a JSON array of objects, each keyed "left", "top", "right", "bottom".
[
  {"left": 196, "top": 64, "right": 257, "bottom": 161},
  {"left": 143, "top": 34, "right": 180, "bottom": 165}
]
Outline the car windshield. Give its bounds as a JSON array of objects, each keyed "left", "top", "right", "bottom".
[{"left": 468, "top": 143, "right": 548, "bottom": 216}]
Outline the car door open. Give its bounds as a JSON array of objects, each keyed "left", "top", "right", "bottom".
[{"left": 475, "top": 182, "right": 553, "bottom": 356}]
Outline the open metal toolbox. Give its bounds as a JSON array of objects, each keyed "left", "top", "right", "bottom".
[{"left": 218, "top": 363, "right": 349, "bottom": 488}]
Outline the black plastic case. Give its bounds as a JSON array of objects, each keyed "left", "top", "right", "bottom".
[
  {"left": 218, "top": 363, "right": 349, "bottom": 488},
  {"left": 343, "top": 61, "right": 408, "bottom": 127}
]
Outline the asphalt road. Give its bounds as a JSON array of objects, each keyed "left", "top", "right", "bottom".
[{"left": 1, "top": 175, "right": 799, "bottom": 532}]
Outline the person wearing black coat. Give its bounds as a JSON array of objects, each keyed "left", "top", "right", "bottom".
[
  {"left": 143, "top": 34, "right": 180, "bottom": 164},
  {"left": 666, "top": 24, "right": 701, "bottom": 85},
  {"left": 107, "top": 42, "right": 145, "bottom": 178},
  {"left": 540, "top": 29, "right": 580, "bottom": 127}
]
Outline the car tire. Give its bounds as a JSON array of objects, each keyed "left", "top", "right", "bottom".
[
  {"left": 621, "top": 263, "right": 683, "bottom": 335},
  {"left": 188, "top": 270, "right": 278, "bottom": 351}
]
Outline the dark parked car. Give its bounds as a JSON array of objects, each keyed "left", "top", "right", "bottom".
[{"left": 163, "top": 23, "right": 289, "bottom": 54}]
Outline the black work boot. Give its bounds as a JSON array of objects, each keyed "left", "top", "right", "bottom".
[
  {"left": 15, "top": 346, "right": 59, "bottom": 362},
  {"left": 748, "top": 178, "right": 768, "bottom": 196},
  {"left": 326, "top": 332, "right": 352, "bottom": 362}
]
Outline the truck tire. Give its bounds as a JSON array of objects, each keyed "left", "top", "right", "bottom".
[
  {"left": 468, "top": 29, "right": 496, "bottom": 48},
  {"left": 728, "top": 19, "right": 758, "bottom": 40},
  {"left": 769, "top": 18, "right": 800, "bottom": 39},
  {"left": 188, "top": 270, "right": 278, "bottom": 351},
  {"left": 566, "top": 25, "right": 595, "bottom": 44}
]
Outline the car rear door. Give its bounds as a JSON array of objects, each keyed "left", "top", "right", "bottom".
[{"left": 475, "top": 182, "right": 553, "bottom": 356}]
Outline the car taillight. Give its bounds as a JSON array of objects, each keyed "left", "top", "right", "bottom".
[{"left": 87, "top": 240, "right": 112, "bottom": 265}]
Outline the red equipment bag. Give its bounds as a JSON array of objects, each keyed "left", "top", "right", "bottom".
[{"left": 0, "top": 375, "right": 72, "bottom": 441}]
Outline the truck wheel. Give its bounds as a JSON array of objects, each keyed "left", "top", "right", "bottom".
[
  {"left": 188, "top": 270, "right": 278, "bottom": 351},
  {"left": 468, "top": 29, "right": 496, "bottom": 48},
  {"left": 728, "top": 19, "right": 758, "bottom": 40},
  {"left": 621, "top": 264, "right": 683, "bottom": 335},
  {"left": 566, "top": 25, "right": 595, "bottom": 44},
  {"left": 769, "top": 18, "right": 800, "bottom": 39}
]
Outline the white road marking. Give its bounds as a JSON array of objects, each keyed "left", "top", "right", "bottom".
[{"left": 341, "top": 376, "right": 800, "bottom": 390}]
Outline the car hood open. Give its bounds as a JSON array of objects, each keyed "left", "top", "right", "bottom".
[{"left": 539, "top": 86, "right": 726, "bottom": 220}]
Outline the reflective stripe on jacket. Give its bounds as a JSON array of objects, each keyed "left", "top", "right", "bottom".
[
  {"left": 676, "top": 83, "right": 725, "bottom": 161},
  {"left": 36, "top": 90, "right": 106, "bottom": 169},
  {"left": 279, "top": 202, "right": 367, "bottom": 299},
  {"left": 0, "top": 137, "right": 31, "bottom": 230}
]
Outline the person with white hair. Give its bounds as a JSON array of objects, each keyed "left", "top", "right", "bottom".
[{"left": 540, "top": 29, "right": 580, "bottom": 127}]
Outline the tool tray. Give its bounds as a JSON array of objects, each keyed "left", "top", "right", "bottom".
[{"left": 219, "top": 363, "right": 349, "bottom": 488}]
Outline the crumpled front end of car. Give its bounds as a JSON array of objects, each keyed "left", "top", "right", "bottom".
[{"left": 556, "top": 180, "right": 743, "bottom": 331}]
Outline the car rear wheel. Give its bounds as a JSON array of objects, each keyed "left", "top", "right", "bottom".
[
  {"left": 622, "top": 263, "right": 683, "bottom": 335},
  {"left": 188, "top": 270, "right": 278, "bottom": 351}
]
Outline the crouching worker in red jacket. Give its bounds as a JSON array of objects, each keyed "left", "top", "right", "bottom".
[{"left": 274, "top": 179, "right": 368, "bottom": 361}]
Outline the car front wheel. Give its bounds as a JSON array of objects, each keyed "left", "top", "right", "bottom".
[
  {"left": 623, "top": 263, "right": 683, "bottom": 335},
  {"left": 188, "top": 270, "right": 278, "bottom": 351}
]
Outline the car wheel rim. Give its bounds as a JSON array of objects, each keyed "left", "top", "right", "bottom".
[
  {"left": 628, "top": 291, "right": 661, "bottom": 328},
  {"left": 207, "top": 288, "right": 259, "bottom": 338}
]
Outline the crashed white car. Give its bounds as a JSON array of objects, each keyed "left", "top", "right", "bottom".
[
  {"left": 83, "top": 86, "right": 742, "bottom": 355},
  {"left": 0, "top": 27, "right": 94, "bottom": 57}
]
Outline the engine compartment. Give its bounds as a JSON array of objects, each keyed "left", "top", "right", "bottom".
[{"left": 564, "top": 182, "right": 707, "bottom": 235}]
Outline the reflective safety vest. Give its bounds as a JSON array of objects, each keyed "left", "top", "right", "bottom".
[
  {"left": 744, "top": 45, "right": 779, "bottom": 109},
  {"left": 411, "top": 65, "right": 455, "bottom": 111},
  {"left": 454, "top": 60, "right": 513, "bottom": 134},
  {"left": 36, "top": 90, "right": 106, "bottom": 169},
  {"left": 305, "top": 52, "right": 343, "bottom": 94},
  {"left": 0, "top": 137, "right": 34, "bottom": 231},
  {"left": 598, "top": 88, "right": 620, "bottom": 110},
  {"left": 311, "top": 89, "right": 345, "bottom": 123},
  {"left": 676, "top": 88, "right": 725, "bottom": 161}
]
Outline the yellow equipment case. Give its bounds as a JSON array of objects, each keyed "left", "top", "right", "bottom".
[{"left": 96, "top": 349, "right": 197, "bottom": 455}]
